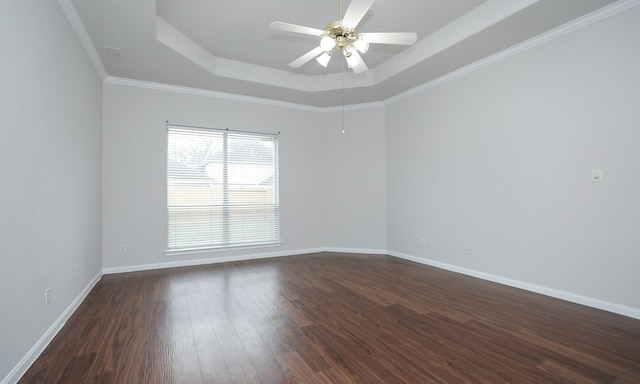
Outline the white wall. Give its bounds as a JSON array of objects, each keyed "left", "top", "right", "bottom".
[
  {"left": 387, "top": 5, "right": 640, "bottom": 313},
  {"left": 0, "top": 0, "right": 103, "bottom": 382},
  {"left": 102, "top": 82, "right": 387, "bottom": 271}
]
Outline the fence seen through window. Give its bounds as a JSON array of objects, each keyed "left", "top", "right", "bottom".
[{"left": 167, "top": 126, "right": 279, "bottom": 250}]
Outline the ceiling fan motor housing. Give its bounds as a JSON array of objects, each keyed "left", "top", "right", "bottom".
[
  {"left": 325, "top": 21, "right": 357, "bottom": 51},
  {"left": 270, "top": 0, "right": 416, "bottom": 72}
]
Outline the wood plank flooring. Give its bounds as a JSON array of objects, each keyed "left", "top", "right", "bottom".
[{"left": 18, "top": 252, "right": 640, "bottom": 383}]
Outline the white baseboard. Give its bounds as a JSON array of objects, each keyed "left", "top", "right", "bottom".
[
  {"left": 102, "top": 247, "right": 328, "bottom": 275},
  {"left": 103, "top": 247, "right": 391, "bottom": 275},
  {"left": 323, "top": 247, "right": 388, "bottom": 255},
  {"left": 388, "top": 250, "right": 640, "bottom": 321},
  {"left": 7, "top": 247, "right": 639, "bottom": 384},
  {"left": 104, "top": 246, "right": 640, "bottom": 320},
  {"left": 3, "top": 271, "right": 103, "bottom": 384}
]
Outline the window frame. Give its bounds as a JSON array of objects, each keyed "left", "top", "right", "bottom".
[{"left": 165, "top": 124, "right": 280, "bottom": 254}]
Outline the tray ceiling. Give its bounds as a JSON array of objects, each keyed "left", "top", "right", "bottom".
[{"left": 68, "top": 0, "right": 619, "bottom": 107}]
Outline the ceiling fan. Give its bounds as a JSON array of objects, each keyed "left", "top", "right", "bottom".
[{"left": 270, "top": 0, "right": 417, "bottom": 74}]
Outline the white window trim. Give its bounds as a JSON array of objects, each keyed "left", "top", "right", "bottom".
[{"left": 166, "top": 123, "right": 280, "bottom": 251}]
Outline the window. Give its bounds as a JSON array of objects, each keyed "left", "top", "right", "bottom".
[{"left": 167, "top": 125, "right": 279, "bottom": 251}]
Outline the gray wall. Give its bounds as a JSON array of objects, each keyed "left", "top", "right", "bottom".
[
  {"left": 102, "top": 83, "right": 388, "bottom": 271},
  {"left": 0, "top": 0, "right": 103, "bottom": 381},
  {"left": 386, "top": 6, "right": 640, "bottom": 312},
  {"left": 3, "top": 2, "right": 640, "bottom": 383}
]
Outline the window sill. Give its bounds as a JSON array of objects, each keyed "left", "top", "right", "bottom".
[{"left": 164, "top": 241, "right": 282, "bottom": 257}]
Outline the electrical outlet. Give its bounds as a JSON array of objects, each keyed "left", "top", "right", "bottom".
[
  {"left": 75, "top": 265, "right": 79, "bottom": 277},
  {"left": 420, "top": 237, "right": 426, "bottom": 246},
  {"left": 45, "top": 288, "right": 51, "bottom": 305},
  {"left": 467, "top": 246, "right": 473, "bottom": 256},
  {"left": 119, "top": 244, "right": 127, "bottom": 253},
  {"left": 285, "top": 233, "right": 291, "bottom": 240},
  {"left": 592, "top": 169, "right": 603, "bottom": 183}
]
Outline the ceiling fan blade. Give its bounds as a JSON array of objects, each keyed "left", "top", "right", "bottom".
[
  {"left": 350, "top": 51, "right": 368, "bottom": 74},
  {"left": 289, "top": 46, "right": 324, "bottom": 68},
  {"left": 362, "top": 32, "right": 418, "bottom": 45},
  {"left": 342, "top": 0, "right": 375, "bottom": 29},
  {"left": 270, "top": 22, "right": 325, "bottom": 36}
]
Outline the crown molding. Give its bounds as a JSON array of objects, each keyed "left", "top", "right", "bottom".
[
  {"left": 104, "top": 76, "right": 384, "bottom": 112},
  {"left": 105, "top": 76, "right": 324, "bottom": 112},
  {"left": 385, "top": 0, "right": 640, "bottom": 106},
  {"left": 57, "top": 0, "right": 107, "bottom": 80},
  {"left": 105, "top": 0, "right": 639, "bottom": 112},
  {"left": 375, "top": 0, "right": 540, "bottom": 83}
]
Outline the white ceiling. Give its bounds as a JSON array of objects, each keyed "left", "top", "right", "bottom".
[{"left": 68, "top": 0, "right": 617, "bottom": 107}]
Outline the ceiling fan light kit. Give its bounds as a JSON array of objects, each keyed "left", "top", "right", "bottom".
[
  {"left": 270, "top": 0, "right": 417, "bottom": 73},
  {"left": 316, "top": 52, "right": 332, "bottom": 67}
]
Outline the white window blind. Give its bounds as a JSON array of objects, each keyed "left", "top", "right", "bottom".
[{"left": 167, "top": 125, "right": 279, "bottom": 250}]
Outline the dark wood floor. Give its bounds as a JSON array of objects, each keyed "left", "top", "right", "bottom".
[{"left": 19, "top": 252, "right": 640, "bottom": 383}]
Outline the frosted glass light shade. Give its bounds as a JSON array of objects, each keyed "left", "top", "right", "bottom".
[
  {"left": 355, "top": 36, "right": 369, "bottom": 53},
  {"left": 316, "top": 52, "right": 332, "bottom": 67},
  {"left": 346, "top": 53, "right": 359, "bottom": 68},
  {"left": 320, "top": 36, "right": 336, "bottom": 51}
]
